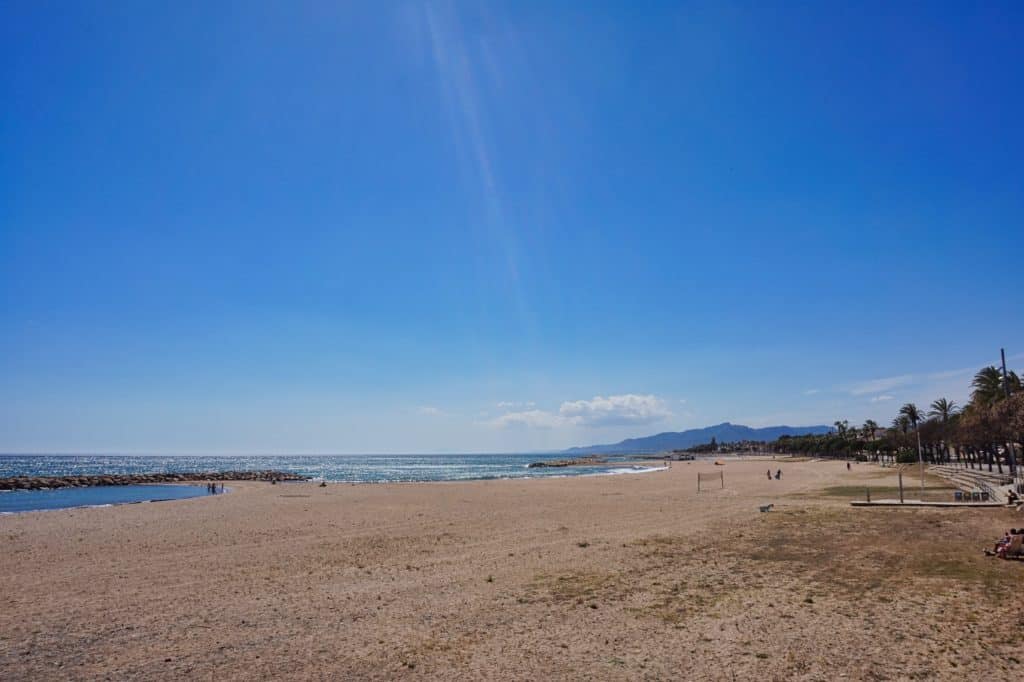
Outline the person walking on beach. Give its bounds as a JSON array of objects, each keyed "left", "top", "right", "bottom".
[
  {"left": 846, "top": 461, "right": 851, "bottom": 471},
  {"left": 767, "top": 470, "right": 772, "bottom": 481},
  {"left": 775, "top": 469, "right": 781, "bottom": 480}
]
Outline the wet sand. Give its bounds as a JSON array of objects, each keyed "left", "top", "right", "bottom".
[{"left": 1, "top": 458, "right": 1020, "bottom": 680}]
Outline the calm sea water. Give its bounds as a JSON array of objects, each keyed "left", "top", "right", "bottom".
[
  {"left": 0, "top": 484, "right": 209, "bottom": 514},
  {"left": 0, "top": 453, "right": 659, "bottom": 484}
]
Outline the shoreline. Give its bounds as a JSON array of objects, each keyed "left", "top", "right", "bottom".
[
  {"left": 0, "top": 461, "right": 664, "bottom": 492},
  {"left": 0, "top": 464, "right": 665, "bottom": 514}
]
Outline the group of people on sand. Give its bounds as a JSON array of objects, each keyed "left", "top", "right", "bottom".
[
  {"left": 206, "top": 481, "right": 224, "bottom": 494},
  {"left": 985, "top": 528, "right": 1023, "bottom": 559},
  {"left": 767, "top": 469, "right": 782, "bottom": 480}
]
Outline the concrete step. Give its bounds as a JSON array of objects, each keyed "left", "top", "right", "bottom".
[{"left": 928, "top": 466, "right": 1008, "bottom": 503}]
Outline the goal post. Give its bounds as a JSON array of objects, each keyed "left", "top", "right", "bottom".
[{"left": 697, "top": 471, "right": 724, "bottom": 492}]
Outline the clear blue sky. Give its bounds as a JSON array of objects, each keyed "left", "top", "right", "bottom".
[{"left": 2, "top": 2, "right": 1022, "bottom": 454}]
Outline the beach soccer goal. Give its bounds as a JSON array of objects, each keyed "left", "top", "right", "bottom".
[{"left": 697, "top": 471, "right": 724, "bottom": 492}]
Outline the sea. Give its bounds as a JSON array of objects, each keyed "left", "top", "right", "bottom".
[{"left": 0, "top": 453, "right": 662, "bottom": 513}]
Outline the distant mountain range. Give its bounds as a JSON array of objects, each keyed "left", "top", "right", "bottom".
[{"left": 563, "top": 422, "right": 831, "bottom": 455}]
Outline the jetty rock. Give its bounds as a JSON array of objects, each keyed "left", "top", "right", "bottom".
[
  {"left": 0, "top": 470, "right": 308, "bottom": 491},
  {"left": 527, "top": 455, "right": 608, "bottom": 468}
]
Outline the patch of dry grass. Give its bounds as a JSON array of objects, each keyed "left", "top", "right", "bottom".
[
  {"left": 526, "top": 506, "right": 1023, "bottom": 631},
  {"left": 527, "top": 571, "right": 631, "bottom": 607}
]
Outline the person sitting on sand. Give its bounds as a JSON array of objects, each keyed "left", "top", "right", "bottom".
[
  {"left": 986, "top": 531, "right": 1013, "bottom": 556},
  {"left": 996, "top": 531, "right": 1016, "bottom": 559},
  {"left": 1008, "top": 489, "right": 1020, "bottom": 505}
]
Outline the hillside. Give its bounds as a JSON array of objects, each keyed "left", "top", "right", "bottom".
[{"left": 563, "top": 422, "right": 831, "bottom": 454}]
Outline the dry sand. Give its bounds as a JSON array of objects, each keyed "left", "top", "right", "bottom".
[{"left": 1, "top": 458, "right": 1022, "bottom": 680}]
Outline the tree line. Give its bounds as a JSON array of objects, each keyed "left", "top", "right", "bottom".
[{"left": 771, "top": 365, "right": 1024, "bottom": 474}]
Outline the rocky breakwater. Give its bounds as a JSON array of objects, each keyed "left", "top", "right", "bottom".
[
  {"left": 0, "top": 471, "right": 308, "bottom": 491},
  {"left": 527, "top": 455, "right": 608, "bottom": 468}
]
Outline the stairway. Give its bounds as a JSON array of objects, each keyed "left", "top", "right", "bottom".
[{"left": 929, "top": 464, "right": 1013, "bottom": 503}]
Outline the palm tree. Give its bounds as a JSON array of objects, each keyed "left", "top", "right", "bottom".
[
  {"left": 889, "top": 415, "right": 910, "bottom": 466},
  {"left": 972, "top": 367, "right": 1004, "bottom": 406},
  {"left": 928, "top": 398, "right": 958, "bottom": 422},
  {"left": 971, "top": 367, "right": 1020, "bottom": 406},
  {"left": 899, "top": 402, "right": 923, "bottom": 429},
  {"left": 899, "top": 403, "right": 925, "bottom": 496},
  {"left": 862, "top": 419, "right": 878, "bottom": 440},
  {"left": 929, "top": 398, "right": 959, "bottom": 465}
]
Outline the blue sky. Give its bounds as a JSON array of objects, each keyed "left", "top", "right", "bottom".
[{"left": 2, "top": 2, "right": 1022, "bottom": 454}]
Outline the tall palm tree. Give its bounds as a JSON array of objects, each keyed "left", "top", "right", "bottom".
[
  {"left": 928, "top": 398, "right": 958, "bottom": 423},
  {"left": 890, "top": 415, "right": 910, "bottom": 466},
  {"left": 971, "top": 366, "right": 1020, "bottom": 406},
  {"left": 900, "top": 403, "right": 925, "bottom": 496},
  {"left": 862, "top": 419, "right": 878, "bottom": 440},
  {"left": 899, "top": 402, "right": 923, "bottom": 428},
  {"left": 928, "top": 398, "right": 959, "bottom": 465},
  {"left": 972, "top": 367, "right": 1004, "bottom": 406}
]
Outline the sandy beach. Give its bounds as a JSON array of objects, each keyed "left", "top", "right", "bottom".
[{"left": 1, "top": 457, "right": 1021, "bottom": 680}]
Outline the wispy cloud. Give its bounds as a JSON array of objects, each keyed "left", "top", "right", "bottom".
[
  {"left": 803, "top": 389, "right": 820, "bottom": 396},
  {"left": 497, "top": 400, "right": 535, "bottom": 409},
  {"left": 926, "top": 367, "right": 975, "bottom": 381},
  {"left": 490, "top": 394, "right": 671, "bottom": 430},
  {"left": 847, "top": 375, "right": 914, "bottom": 396},
  {"left": 846, "top": 360, "right": 1007, "bottom": 402},
  {"left": 870, "top": 395, "right": 895, "bottom": 403},
  {"left": 416, "top": 406, "right": 446, "bottom": 416}
]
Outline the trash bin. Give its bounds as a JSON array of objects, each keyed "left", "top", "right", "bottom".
[{"left": 954, "top": 490, "right": 963, "bottom": 502}]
